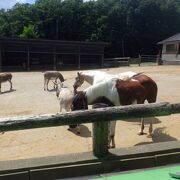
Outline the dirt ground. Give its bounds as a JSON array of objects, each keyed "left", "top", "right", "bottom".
[{"left": 0, "top": 65, "right": 180, "bottom": 161}]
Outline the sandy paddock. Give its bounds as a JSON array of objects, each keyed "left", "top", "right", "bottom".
[{"left": 0, "top": 65, "right": 180, "bottom": 161}]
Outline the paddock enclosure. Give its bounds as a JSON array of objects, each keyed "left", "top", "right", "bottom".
[{"left": 0, "top": 65, "right": 180, "bottom": 161}]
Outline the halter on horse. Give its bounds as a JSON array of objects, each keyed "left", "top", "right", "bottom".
[{"left": 72, "top": 78, "right": 146, "bottom": 148}]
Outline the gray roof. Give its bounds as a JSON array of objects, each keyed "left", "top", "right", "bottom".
[{"left": 157, "top": 33, "right": 180, "bottom": 44}]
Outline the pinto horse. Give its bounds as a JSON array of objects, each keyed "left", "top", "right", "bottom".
[
  {"left": 73, "top": 70, "right": 136, "bottom": 89},
  {"left": 73, "top": 70, "right": 158, "bottom": 135},
  {"left": 72, "top": 78, "right": 146, "bottom": 148}
]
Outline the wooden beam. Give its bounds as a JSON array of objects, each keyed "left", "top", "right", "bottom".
[
  {"left": 0, "top": 102, "right": 178, "bottom": 158},
  {"left": 0, "top": 102, "right": 174, "bottom": 132}
]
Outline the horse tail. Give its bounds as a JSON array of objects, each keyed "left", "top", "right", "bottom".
[{"left": 147, "top": 82, "right": 158, "bottom": 103}]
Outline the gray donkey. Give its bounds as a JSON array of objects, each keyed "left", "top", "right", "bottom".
[
  {"left": 0, "top": 73, "right": 12, "bottom": 93},
  {"left": 44, "top": 71, "right": 65, "bottom": 91}
]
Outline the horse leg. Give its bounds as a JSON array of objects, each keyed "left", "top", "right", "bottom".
[
  {"left": 107, "top": 122, "right": 111, "bottom": 148},
  {"left": 147, "top": 119, "right": 153, "bottom": 138},
  {"left": 68, "top": 105, "right": 80, "bottom": 134},
  {"left": 0, "top": 83, "right": 1, "bottom": 93},
  {"left": 44, "top": 78, "right": 46, "bottom": 91},
  {"left": 9, "top": 80, "right": 12, "bottom": 90},
  {"left": 59, "top": 104, "right": 62, "bottom": 113},
  {"left": 54, "top": 78, "right": 58, "bottom": 89},
  {"left": 108, "top": 135, "right": 111, "bottom": 149},
  {"left": 109, "top": 121, "right": 116, "bottom": 148},
  {"left": 47, "top": 79, "right": 50, "bottom": 91},
  {"left": 111, "top": 135, "right": 115, "bottom": 148},
  {"left": 138, "top": 118, "right": 145, "bottom": 135}
]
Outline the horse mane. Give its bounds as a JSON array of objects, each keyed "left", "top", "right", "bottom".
[
  {"left": 131, "top": 72, "right": 144, "bottom": 78},
  {"left": 72, "top": 91, "right": 88, "bottom": 110}
]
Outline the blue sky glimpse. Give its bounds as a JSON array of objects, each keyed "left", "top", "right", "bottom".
[{"left": 0, "top": 0, "right": 36, "bottom": 10}]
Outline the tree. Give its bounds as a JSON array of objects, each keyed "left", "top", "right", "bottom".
[{"left": 19, "top": 24, "right": 39, "bottom": 39}]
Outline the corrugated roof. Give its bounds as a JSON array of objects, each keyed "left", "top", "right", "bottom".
[{"left": 157, "top": 33, "right": 180, "bottom": 44}]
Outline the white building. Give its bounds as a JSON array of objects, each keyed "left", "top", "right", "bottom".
[{"left": 158, "top": 33, "right": 180, "bottom": 64}]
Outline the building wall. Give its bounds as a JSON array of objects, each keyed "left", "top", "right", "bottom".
[
  {"left": 0, "top": 39, "right": 107, "bottom": 71},
  {"left": 162, "top": 42, "right": 180, "bottom": 64}
]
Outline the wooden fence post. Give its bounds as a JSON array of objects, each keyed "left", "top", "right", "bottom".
[
  {"left": 138, "top": 54, "right": 141, "bottom": 66},
  {"left": 92, "top": 121, "right": 109, "bottom": 158}
]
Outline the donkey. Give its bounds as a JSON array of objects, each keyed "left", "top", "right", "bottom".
[
  {"left": 72, "top": 78, "right": 146, "bottom": 148},
  {"left": 0, "top": 73, "right": 12, "bottom": 93},
  {"left": 44, "top": 71, "right": 65, "bottom": 91}
]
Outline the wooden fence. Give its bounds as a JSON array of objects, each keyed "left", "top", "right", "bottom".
[
  {"left": 139, "top": 54, "right": 161, "bottom": 64},
  {"left": 0, "top": 102, "right": 180, "bottom": 158},
  {"left": 104, "top": 57, "right": 130, "bottom": 67}
]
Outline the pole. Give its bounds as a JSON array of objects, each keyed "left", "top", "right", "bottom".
[{"left": 93, "top": 121, "right": 109, "bottom": 158}]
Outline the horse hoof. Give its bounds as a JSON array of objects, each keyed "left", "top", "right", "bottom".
[{"left": 138, "top": 132, "right": 145, "bottom": 135}]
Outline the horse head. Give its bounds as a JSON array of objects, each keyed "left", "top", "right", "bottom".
[
  {"left": 71, "top": 91, "right": 88, "bottom": 111},
  {"left": 73, "top": 72, "right": 84, "bottom": 90},
  {"left": 53, "top": 81, "right": 63, "bottom": 98}
]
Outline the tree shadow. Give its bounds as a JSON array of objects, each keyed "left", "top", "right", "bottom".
[
  {"left": 134, "top": 127, "right": 178, "bottom": 146},
  {"left": 68, "top": 124, "right": 92, "bottom": 138},
  {"left": 0, "top": 89, "right": 16, "bottom": 95}
]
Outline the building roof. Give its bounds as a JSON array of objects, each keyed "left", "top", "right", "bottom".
[
  {"left": 157, "top": 33, "right": 180, "bottom": 44},
  {"left": 0, "top": 37, "right": 108, "bottom": 55},
  {"left": 0, "top": 37, "right": 109, "bottom": 46}
]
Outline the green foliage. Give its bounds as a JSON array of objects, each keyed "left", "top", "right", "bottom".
[
  {"left": 0, "top": 0, "right": 180, "bottom": 56},
  {"left": 19, "top": 24, "right": 39, "bottom": 39}
]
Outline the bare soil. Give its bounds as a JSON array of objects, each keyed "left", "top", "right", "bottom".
[{"left": 0, "top": 65, "right": 180, "bottom": 161}]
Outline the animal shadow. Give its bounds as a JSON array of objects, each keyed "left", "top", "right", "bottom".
[
  {"left": 152, "top": 127, "right": 177, "bottom": 142},
  {"left": 47, "top": 88, "right": 56, "bottom": 92},
  {"left": 135, "top": 127, "right": 177, "bottom": 146},
  {"left": 0, "top": 89, "right": 16, "bottom": 95},
  {"left": 68, "top": 124, "right": 92, "bottom": 138}
]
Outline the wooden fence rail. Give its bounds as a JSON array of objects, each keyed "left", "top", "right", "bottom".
[{"left": 0, "top": 102, "right": 180, "bottom": 157}]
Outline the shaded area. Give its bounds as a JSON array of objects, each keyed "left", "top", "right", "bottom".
[
  {"left": 68, "top": 124, "right": 92, "bottom": 138},
  {"left": 0, "top": 89, "right": 16, "bottom": 95},
  {"left": 135, "top": 127, "right": 178, "bottom": 146}
]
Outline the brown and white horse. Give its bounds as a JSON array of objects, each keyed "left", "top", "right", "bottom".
[
  {"left": 72, "top": 78, "right": 147, "bottom": 148},
  {"left": 73, "top": 70, "right": 158, "bottom": 135}
]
